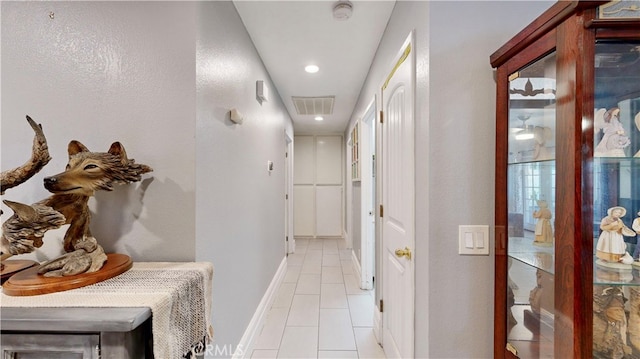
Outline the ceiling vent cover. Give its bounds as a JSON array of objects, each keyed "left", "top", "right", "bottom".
[{"left": 292, "top": 96, "right": 335, "bottom": 115}]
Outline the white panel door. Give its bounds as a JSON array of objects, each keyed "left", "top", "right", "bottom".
[
  {"left": 315, "top": 135, "right": 342, "bottom": 184},
  {"left": 316, "top": 185, "right": 343, "bottom": 236},
  {"left": 294, "top": 135, "right": 314, "bottom": 184},
  {"left": 381, "top": 36, "right": 415, "bottom": 359},
  {"left": 294, "top": 185, "right": 315, "bottom": 236}
]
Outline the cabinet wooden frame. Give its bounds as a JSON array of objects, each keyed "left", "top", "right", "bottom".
[{"left": 491, "top": 1, "right": 639, "bottom": 358}]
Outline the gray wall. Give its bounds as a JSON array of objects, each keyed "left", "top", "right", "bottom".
[
  {"left": 195, "top": 2, "right": 294, "bottom": 355},
  {"left": 346, "top": 1, "right": 553, "bottom": 357},
  {"left": 2, "top": 2, "right": 293, "bottom": 357},
  {"left": 1, "top": 1, "right": 197, "bottom": 262}
]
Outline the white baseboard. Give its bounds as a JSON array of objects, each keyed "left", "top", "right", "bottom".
[
  {"left": 233, "top": 257, "right": 287, "bottom": 359},
  {"left": 373, "top": 304, "right": 382, "bottom": 345},
  {"left": 344, "top": 229, "right": 352, "bottom": 249},
  {"left": 287, "top": 237, "right": 296, "bottom": 254},
  {"left": 351, "top": 249, "right": 362, "bottom": 288}
]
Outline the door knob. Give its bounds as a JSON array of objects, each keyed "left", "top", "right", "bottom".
[{"left": 395, "top": 247, "right": 412, "bottom": 260}]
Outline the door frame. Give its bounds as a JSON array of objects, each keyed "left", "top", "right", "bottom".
[
  {"left": 360, "top": 97, "right": 377, "bottom": 290},
  {"left": 285, "top": 130, "right": 294, "bottom": 254}
]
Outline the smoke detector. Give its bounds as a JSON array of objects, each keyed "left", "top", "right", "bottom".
[{"left": 333, "top": 1, "right": 353, "bottom": 21}]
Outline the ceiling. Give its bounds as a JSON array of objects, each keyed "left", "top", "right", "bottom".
[{"left": 233, "top": 1, "right": 396, "bottom": 134}]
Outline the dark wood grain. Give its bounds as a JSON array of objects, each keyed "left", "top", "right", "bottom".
[
  {"left": 494, "top": 64, "right": 509, "bottom": 359},
  {"left": 490, "top": 2, "right": 631, "bottom": 358},
  {"left": 490, "top": 1, "right": 609, "bottom": 68},
  {"left": 554, "top": 9, "right": 598, "bottom": 357},
  {"left": 493, "top": 23, "right": 556, "bottom": 359}
]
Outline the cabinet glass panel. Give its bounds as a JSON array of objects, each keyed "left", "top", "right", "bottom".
[
  {"left": 592, "top": 40, "right": 640, "bottom": 359},
  {"left": 506, "top": 51, "right": 556, "bottom": 358}
]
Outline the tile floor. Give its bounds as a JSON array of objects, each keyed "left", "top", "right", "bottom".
[{"left": 250, "top": 237, "right": 386, "bottom": 359}]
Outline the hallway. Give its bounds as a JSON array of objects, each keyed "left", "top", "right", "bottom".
[{"left": 250, "top": 238, "right": 386, "bottom": 359}]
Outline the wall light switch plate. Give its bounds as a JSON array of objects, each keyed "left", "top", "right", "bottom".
[
  {"left": 458, "top": 225, "right": 490, "bottom": 255},
  {"left": 257, "top": 80, "right": 269, "bottom": 102}
]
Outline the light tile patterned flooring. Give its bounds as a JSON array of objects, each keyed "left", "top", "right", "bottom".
[{"left": 250, "top": 237, "right": 386, "bottom": 359}]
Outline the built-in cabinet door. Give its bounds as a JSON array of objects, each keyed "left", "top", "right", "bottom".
[
  {"left": 316, "top": 185, "right": 343, "bottom": 236},
  {"left": 293, "top": 135, "right": 343, "bottom": 237},
  {"left": 294, "top": 185, "right": 315, "bottom": 236},
  {"left": 316, "top": 136, "right": 343, "bottom": 184}
]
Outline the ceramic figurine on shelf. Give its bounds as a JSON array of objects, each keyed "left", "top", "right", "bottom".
[
  {"left": 532, "top": 126, "right": 553, "bottom": 161},
  {"left": 528, "top": 270, "right": 543, "bottom": 315},
  {"left": 630, "top": 286, "right": 640, "bottom": 354},
  {"left": 596, "top": 206, "right": 636, "bottom": 266},
  {"left": 595, "top": 107, "right": 631, "bottom": 157},
  {"left": 633, "top": 211, "right": 640, "bottom": 260},
  {"left": 593, "top": 286, "right": 632, "bottom": 358},
  {"left": 635, "top": 112, "right": 640, "bottom": 157},
  {"left": 532, "top": 199, "right": 553, "bottom": 246}
]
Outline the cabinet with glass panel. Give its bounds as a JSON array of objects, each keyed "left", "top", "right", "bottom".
[{"left": 491, "top": 1, "right": 640, "bottom": 358}]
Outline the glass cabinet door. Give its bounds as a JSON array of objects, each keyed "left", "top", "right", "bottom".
[
  {"left": 592, "top": 40, "right": 640, "bottom": 359},
  {"left": 506, "top": 51, "right": 556, "bottom": 358}
]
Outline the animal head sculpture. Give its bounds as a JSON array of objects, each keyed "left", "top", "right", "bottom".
[
  {"left": 44, "top": 140, "right": 153, "bottom": 196},
  {"left": 1, "top": 200, "right": 66, "bottom": 257},
  {"left": 2, "top": 117, "right": 153, "bottom": 278}
]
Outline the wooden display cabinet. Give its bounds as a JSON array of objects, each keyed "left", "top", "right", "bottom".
[{"left": 491, "top": 1, "right": 640, "bottom": 358}]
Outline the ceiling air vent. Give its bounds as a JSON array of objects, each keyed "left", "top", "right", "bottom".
[{"left": 292, "top": 96, "right": 335, "bottom": 115}]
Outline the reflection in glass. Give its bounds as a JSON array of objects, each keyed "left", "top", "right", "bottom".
[
  {"left": 506, "top": 52, "right": 556, "bottom": 358},
  {"left": 592, "top": 40, "right": 640, "bottom": 359}
]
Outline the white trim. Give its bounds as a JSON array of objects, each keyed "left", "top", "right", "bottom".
[
  {"left": 233, "top": 257, "right": 288, "bottom": 359},
  {"left": 373, "top": 304, "right": 383, "bottom": 344},
  {"left": 351, "top": 249, "right": 362, "bottom": 288},
  {"left": 343, "top": 229, "right": 352, "bottom": 249},
  {"left": 360, "top": 97, "right": 376, "bottom": 291},
  {"left": 285, "top": 131, "right": 295, "bottom": 254}
]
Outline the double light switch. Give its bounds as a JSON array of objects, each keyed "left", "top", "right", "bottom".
[{"left": 458, "top": 225, "right": 490, "bottom": 255}]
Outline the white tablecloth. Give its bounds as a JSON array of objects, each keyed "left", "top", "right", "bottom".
[{"left": 1, "top": 261, "right": 214, "bottom": 359}]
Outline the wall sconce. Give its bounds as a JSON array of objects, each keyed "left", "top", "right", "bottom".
[{"left": 230, "top": 108, "right": 244, "bottom": 124}]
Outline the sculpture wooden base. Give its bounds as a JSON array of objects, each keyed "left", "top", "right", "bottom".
[
  {"left": 1, "top": 260, "right": 39, "bottom": 284},
  {"left": 2, "top": 253, "right": 132, "bottom": 296}
]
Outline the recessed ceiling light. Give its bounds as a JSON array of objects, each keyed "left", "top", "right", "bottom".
[
  {"left": 315, "top": 116, "right": 324, "bottom": 121},
  {"left": 305, "top": 65, "right": 319, "bottom": 73}
]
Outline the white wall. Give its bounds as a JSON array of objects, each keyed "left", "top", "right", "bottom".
[
  {"left": 346, "top": 1, "right": 553, "bottom": 357},
  {"left": 2, "top": 2, "right": 293, "bottom": 357}
]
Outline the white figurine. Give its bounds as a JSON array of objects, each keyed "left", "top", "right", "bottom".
[
  {"left": 596, "top": 206, "right": 635, "bottom": 264},
  {"left": 635, "top": 112, "right": 640, "bottom": 158},
  {"left": 532, "top": 126, "right": 553, "bottom": 161},
  {"left": 633, "top": 211, "right": 640, "bottom": 260},
  {"left": 532, "top": 200, "right": 553, "bottom": 246},
  {"left": 595, "top": 108, "right": 631, "bottom": 157}
]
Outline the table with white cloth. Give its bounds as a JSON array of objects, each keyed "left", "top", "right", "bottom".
[{"left": 1, "top": 261, "right": 214, "bottom": 359}]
